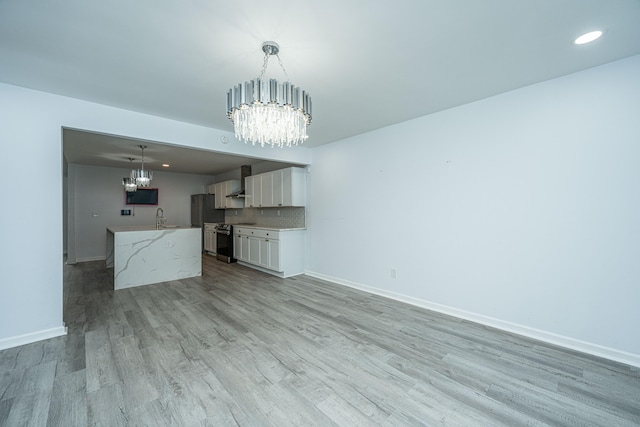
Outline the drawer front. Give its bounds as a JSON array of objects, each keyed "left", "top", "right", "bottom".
[
  {"left": 234, "top": 227, "right": 279, "bottom": 240},
  {"left": 255, "top": 229, "right": 279, "bottom": 239},
  {"left": 234, "top": 227, "right": 247, "bottom": 236}
]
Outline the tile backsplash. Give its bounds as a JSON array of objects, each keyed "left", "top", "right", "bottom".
[{"left": 225, "top": 207, "right": 306, "bottom": 228}]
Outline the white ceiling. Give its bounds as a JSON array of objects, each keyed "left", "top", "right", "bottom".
[
  {"left": 62, "top": 128, "right": 278, "bottom": 176},
  {"left": 2, "top": 1, "right": 640, "bottom": 174}
]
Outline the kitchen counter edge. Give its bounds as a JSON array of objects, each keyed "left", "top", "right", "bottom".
[
  {"left": 230, "top": 225, "right": 306, "bottom": 231},
  {"left": 107, "top": 225, "right": 199, "bottom": 233}
]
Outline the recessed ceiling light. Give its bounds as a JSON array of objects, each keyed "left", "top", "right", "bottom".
[
  {"left": 162, "top": 164, "right": 170, "bottom": 168},
  {"left": 574, "top": 30, "right": 604, "bottom": 45}
]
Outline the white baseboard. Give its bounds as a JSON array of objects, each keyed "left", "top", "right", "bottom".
[
  {"left": 304, "top": 270, "right": 640, "bottom": 369},
  {"left": 0, "top": 325, "right": 68, "bottom": 351}
]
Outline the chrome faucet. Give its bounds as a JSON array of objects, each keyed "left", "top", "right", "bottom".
[{"left": 156, "top": 207, "right": 166, "bottom": 229}]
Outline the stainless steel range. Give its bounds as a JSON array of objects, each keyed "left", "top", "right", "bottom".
[{"left": 215, "top": 224, "right": 236, "bottom": 263}]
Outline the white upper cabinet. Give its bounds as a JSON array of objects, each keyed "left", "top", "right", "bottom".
[
  {"left": 280, "top": 167, "right": 306, "bottom": 207},
  {"left": 272, "top": 169, "right": 284, "bottom": 207},
  {"left": 244, "top": 167, "right": 306, "bottom": 208},
  {"left": 209, "top": 180, "right": 242, "bottom": 209},
  {"left": 260, "top": 172, "right": 274, "bottom": 207},
  {"left": 244, "top": 175, "right": 255, "bottom": 208}
]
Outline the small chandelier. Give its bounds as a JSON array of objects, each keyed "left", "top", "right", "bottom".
[
  {"left": 132, "top": 145, "right": 152, "bottom": 187},
  {"left": 122, "top": 157, "right": 137, "bottom": 192},
  {"left": 226, "top": 41, "right": 312, "bottom": 148}
]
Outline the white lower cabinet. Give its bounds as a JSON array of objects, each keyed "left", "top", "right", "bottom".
[
  {"left": 203, "top": 223, "right": 217, "bottom": 254},
  {"left": 233, "top": 227, "right": 304, "bottom": 277},
  {"left": 266, "top": 239, "right": 280, "bottom": 271},
  {"left": 233, "top": 233, "right": 243, "bottom": 260},
  {"left": 248, "top": 236, "right": 260, "bottom": 265}
]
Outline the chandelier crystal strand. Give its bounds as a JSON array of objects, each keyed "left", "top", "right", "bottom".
[
  {"left": 226, "top": 41, "right": 311, "bottom": 148},
  {"left": 122, "top": 157, "right": 138, "bottom": 191},
  {"left": 233, "top": 104, "right": 308, "bottom": 147},
  {"left": 133, "top": 145, "right": 153, "bottom": 187}
]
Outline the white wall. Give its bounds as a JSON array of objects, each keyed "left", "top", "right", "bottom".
[
  {"left": 0, "top": 81, "right": 311, "bottom": 348},
  {"left": 68, "top": 163, "right": 216, "bottom": 262},
  {"left": 306, "top": 55, "right": 640, "bottom": 365},
  {"left": 2, "top": 54, "right": 639, "bottom": 366}
]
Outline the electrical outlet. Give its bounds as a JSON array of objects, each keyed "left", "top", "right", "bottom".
[{"left": 390, "top": 268, "right": 397, "bottom": 279}]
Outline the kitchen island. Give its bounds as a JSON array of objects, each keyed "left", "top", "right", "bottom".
[{"left": 106, "top": 225, "right": 201, "bottom": 290}]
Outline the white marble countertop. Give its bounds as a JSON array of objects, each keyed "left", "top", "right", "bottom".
[
  {"left": 229, "top": 224, "right": 306, "bottom": 231},
  {"left": 107, "top": 225, "right": 199, "bottom": 233}
]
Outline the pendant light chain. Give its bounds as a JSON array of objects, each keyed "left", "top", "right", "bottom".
[
  {"left": 258, "top": 48, "right": 290, "bottom": 81},
  {"left": 258, "top": 52, "right": 270, "bottom": 80},
  {"left": 275, "top": 54, "right": 290, "bottom": 81}
]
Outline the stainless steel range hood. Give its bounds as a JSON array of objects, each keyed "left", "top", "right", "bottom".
[
  {"left": 226, "top": 190, "right": 245, "bottom": 198},
  {"left": 226, "top": 165, "right": 252, "bottom": 198}
]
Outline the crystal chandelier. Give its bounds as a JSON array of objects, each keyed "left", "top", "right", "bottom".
[
  {"left": 226, "top": 41, "right": 312, "bottom": 148},
  {"left": 122, "top": 157, "right": 137, "bottom": 192},
  {"left": 132, "top": 145, "right": 152, "bottom": 187}
]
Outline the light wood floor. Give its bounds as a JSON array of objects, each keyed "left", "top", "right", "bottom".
[{"left": 1, "top": 256, "right": 639, "bottom": 426}]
